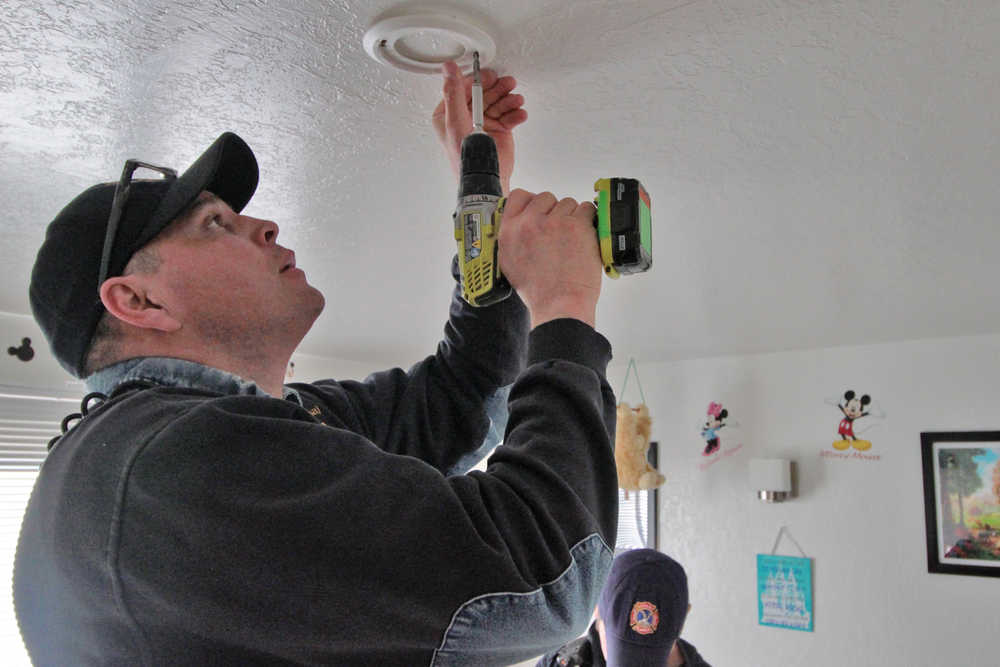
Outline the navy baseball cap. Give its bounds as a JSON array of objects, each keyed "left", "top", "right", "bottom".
[
  {"left": 598, "top": 549, "right": 689, "bottom": 667},
  {"left": 29, "top": 132, "right": 258, "bottom": 378}
]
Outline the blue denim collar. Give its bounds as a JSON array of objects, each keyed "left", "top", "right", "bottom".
[{"left": 84, "top": 357, "right": 303, "bottom": 405}]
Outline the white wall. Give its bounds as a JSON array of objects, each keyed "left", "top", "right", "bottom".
[{"left": 601, "top": 333, "right": 1000, "bottom": 667}]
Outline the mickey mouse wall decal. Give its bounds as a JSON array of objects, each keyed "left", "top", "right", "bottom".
[
  {"left": 825, "top": 389, "right": 886, "bottom": 451},
  {"left": 8, "top": 337, "right": 34, "bottom": 362}
]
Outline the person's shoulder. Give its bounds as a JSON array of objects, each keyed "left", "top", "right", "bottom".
[
  {"left": 553, "top": 634, "right": 595, "bottom": 666},
  {"left": 534, "top": 634, "right": 596, "bottom": 667},
  {"left": 289, "top": 379, "right": 349, "bottom": 400},
  {"left": 116, "top": 385, "right": 307, "bottom": 419},
  {"left": 92, "top": 385, "right": 315, "bottom": 448},
  {"left": 76, "top": 384, "right": 212, "bottom": 433},
  {"left": 124, "top": 388, "right": 350, "bottom": 474},
  {"left": 677, "top": 637, "right": 711, "bottom": 667}
]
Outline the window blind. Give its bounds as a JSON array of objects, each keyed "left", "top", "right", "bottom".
[
  {"left": 0, "top": 388, "right": 79, "bottom": 470},
  {"left": 0, "top": 386, "right": 80, "bottom": 666},
  {"left": 614, "top": 441, "right": 659, "bottom": 554}
]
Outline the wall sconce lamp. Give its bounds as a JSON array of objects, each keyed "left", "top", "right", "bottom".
[{"left": 750, "top": 458, "right": 793, "bottom": 502}]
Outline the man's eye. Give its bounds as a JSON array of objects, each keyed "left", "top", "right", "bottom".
[{"left": 208, "top": 215, "right": 227, "bottom": 229}]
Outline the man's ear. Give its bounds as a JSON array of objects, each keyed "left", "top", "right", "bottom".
[{"left": 99, "top": 275, "right": 181, "bottom": 333}]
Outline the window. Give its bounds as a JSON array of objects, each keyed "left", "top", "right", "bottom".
[
  {"left": 0, "top": 387, "right": 80, "bottom": 666},
  {"left": 614, "top": 441, "right": 659, "bottom": 554}
]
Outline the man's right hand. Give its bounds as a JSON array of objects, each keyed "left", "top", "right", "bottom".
[{"left": 498, "top": 189, "right": 603, "bottom": 330}]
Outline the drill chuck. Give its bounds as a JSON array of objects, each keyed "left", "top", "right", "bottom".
[{"left": 458, "top": 132, "right": 502, "bottom": 199}]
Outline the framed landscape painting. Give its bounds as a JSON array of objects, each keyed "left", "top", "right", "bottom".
[{"left": 921, "top": 431, "right": 1000, "bottom": 577}]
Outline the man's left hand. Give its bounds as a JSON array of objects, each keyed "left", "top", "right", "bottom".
[{"left": 433, "top": 60, "right": 527, "bottom": 195}]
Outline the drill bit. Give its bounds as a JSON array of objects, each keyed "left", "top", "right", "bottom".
[{"left": 472, "top": 51, "right": 484, "bottom": 133}]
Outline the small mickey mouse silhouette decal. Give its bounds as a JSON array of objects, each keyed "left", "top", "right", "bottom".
[{"left": 8, "top": 337, "right": 34, "bottom": 362}]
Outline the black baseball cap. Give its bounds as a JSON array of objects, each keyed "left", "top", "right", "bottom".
[
  {"left": 598, "top": 549, "right": 689, "bottom": 667},
  {"left": 29, "top": 132, "right": 259, "bottom": 378}
]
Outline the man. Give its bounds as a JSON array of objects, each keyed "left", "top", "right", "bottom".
[
  {"left": 14, "top": 62, "right": 619, "bottom": 666},
  {"left": 537, "top": 549, "right": 711, "bottom": 667}
]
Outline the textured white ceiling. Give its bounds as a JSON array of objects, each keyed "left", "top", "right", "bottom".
[{"left": 2, "top": 0, "right": 999, "bottom": 369}]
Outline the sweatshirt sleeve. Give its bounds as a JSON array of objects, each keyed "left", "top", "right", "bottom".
[
  {"left": 295, "top": 257, "right": 529, "bottom": 474},
  {"left": 430, "top": 318, "right": 619, "bottom": 663},
  {"left": 114, "top": 318, "right": 618, "bottom": 666}
]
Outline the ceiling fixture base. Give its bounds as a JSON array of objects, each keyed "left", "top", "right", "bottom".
[{"left": 363, "top": 8, "right": 496, "bottom": 75}]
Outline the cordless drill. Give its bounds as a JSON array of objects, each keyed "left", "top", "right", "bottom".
[{"left": 453, "top": 53, "right": 652, "bottom": 307}]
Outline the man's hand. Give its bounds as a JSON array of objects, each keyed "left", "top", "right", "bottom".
[
  {"left": 433, "top": 60, "right": 527, "bottom": 195},
  {"left": 498, "top": 190, "right": 603, "bottom": 329}
]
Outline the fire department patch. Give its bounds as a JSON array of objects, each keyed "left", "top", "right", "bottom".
[{"left": 629, "top": 601, "right": 659, "bottom": 635}]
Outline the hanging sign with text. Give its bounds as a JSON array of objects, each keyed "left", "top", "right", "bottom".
[{"left": 757, "top": 554, "right": 814, "bottom": 632}]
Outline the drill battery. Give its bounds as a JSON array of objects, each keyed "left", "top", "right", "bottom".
[{"left": 593, "top": 178, "right": 653, "bottom": 278}]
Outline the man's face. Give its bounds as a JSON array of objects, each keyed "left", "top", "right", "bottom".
[{"left": 143, "top": 191, "right": 325, "bottom": 351}]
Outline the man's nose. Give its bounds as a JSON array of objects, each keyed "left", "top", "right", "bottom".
[{"left": 247, "top": 217, "right": 279, "bottom": 246}]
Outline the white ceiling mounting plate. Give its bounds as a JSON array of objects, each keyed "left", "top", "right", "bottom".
[{"left": 363, "top": 9, "right": 496, "bottom": 75}]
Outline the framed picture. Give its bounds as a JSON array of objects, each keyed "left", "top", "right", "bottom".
[{"left": 921, "top": 431, "right": 1000, "bottom": 577}]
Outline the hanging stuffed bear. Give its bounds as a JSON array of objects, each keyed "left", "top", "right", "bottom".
[{"left": 614, "top": 402, "right": 665, "bottom": 496}]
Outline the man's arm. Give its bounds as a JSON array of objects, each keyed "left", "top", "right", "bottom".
[
  {"left": 299, "top": 271, "right": 529, "bottom": 473},
  {"left": 298, "top": 187, "right": 605, "bottom": 475},
  {"left": 295, "top": 63, "right": 532, "bottom": 473}
]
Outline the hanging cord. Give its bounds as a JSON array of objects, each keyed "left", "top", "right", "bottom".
[
  {"left": 771, "top": 526, "right": 808, "bottom": 558},
  {"left": 618, "top": 357, "right": 646, "bottom": 404},
  {"left": 619, "top": 357, "right": 651, "bottom": 541},
  {"left": 47, "top": 391, "right": 108, "bottom": 450}
]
